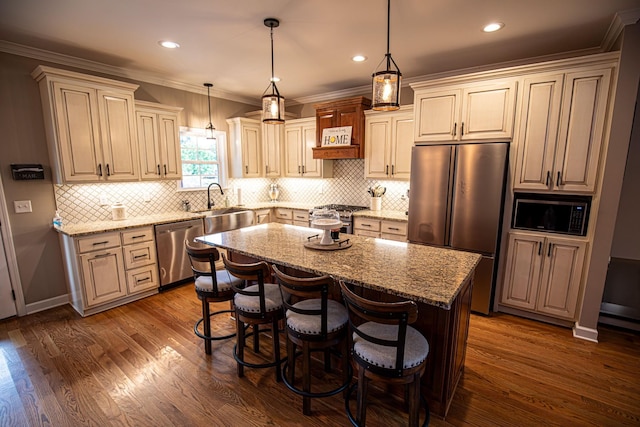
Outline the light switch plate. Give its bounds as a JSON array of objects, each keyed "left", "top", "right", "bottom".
[{"left": 14, "top": 200, "right": 32, "bottom": 213}]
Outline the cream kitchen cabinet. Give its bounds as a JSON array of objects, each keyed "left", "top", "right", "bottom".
[
  {"left": 365, "top": 106, "right": 414, "bottom": 180},
  {"left": 32, "top": 66, "right": 140, "bottom": 184},
  {"left": 60, "top": 226, "right": 159, "bottom": 317},
  {"left": 254, "top": 209, "right": 272, "bottom": 224},
  {"left": 354, "top": 217, "right": 407, "bottom": 241},
  {"left": 413, "top": 78, "right": 517, "bottom": 143},
  {"left": 262, "top": 123, "right": 283, "bottom": 177},
  {"left": 293, "top": 209, "right": 310, "bottom": 227},
  {"left": 227, "top": 117, "right": 262, "bottom": 178},
  {"left": 284, "top": 118, "right": 333, "bottom": 178},
  {"left": 135, "top": 101, "right": 183, "bottom": 180},
  {"left": 274, "top": 208, "right": 293, "bottom": 224},
  {"left": 500, "top": 231, "right": 586, "bottom": 320},
  {"left": 513, "top": 67, "right": 612, "bottom": 193}
]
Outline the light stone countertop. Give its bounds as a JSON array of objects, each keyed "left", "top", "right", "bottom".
[
  {"left": 55, "top": 212, "right": 206, "bottom": 237},
  {"left": 353, "top": 210, "right": 408, "bottom": 221},
  {"left": 197, "top": 222, "right": 480, "bottom": 309},
  {"left": 55, "top": 203, "right": 409, "bottom": 237}
]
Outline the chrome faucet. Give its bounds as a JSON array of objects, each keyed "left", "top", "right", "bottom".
[{"left": 207, "top": 183, "right": 224, "bottom": 209}]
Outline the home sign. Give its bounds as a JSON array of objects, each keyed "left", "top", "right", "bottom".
[{"left": 321, "top": 126, "right": 352, "bottom": 147}]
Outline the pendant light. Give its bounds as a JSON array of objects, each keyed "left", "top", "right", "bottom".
[
  {"left": 372, "top": 0, "right": 401, "bottom": 111},
  {"left": 262, "top": 18, "right": 285, "bottom": 124},
  {"left": 203, "top": 83, "right": 216, "bottom": 140}
]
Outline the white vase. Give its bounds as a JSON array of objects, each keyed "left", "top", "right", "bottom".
[{"left": 370, "top": 197, "right": 382, "bottom": 211}]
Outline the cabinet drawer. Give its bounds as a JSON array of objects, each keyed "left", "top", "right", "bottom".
[
  {"left": 381, "top": 220, "right": 407, "bottom": 236},
  {"left": 123, "top": 241, "right": 157, "bottom": 270},
  {"left": 126, "top": 265, "right": 159, "bottom": 294},
  {"left": 275, "top": 208, "right": 293, "bottom": 220},
  {"left": 381, "top": 233, "right": 407, "bottom": 242},
  {"left": 121, "top": 227, "right": 154, "bottom": 245},
  {"left": 354, "top": 218, "right": 381, "bottom": 232},
  {"left": 293, "top": 210, "right": 310, "bottom": 222},
  {"left": 77, "top": 232, "right": 120, "bottom": 254},
  {"left": 355, "top": 230, "right": 380, "bottom": 238}
]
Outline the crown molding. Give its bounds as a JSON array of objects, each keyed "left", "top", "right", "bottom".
[
  {"left": 601, "top": 8, "right": 640, "bottom": 52},
  {"left": 0, "top": 40, "right": 261, "bottom": 106}
]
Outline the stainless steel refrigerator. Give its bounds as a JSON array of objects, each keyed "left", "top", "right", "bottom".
[{"left": 407, "top": 143, "right": 508, "bottom": 314}]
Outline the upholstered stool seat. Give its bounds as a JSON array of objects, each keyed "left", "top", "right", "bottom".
[
  {"left": 354, "top": 323, "right": 429, "bottom": 370},
  {"left": 222, "top": 255, "right": 285, "bottom": 382},
  {"left": 340, "top": 281, "right": 430, "bottom": 427},
  {"left": 185, "top": 241, "right": 242, "bottom": 355},
  {"left": 273, "top": 265, "right": 351, "bottom": 416}
]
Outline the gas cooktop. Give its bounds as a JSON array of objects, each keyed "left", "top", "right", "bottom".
[{"left": 311, "top": 204, "right": 368, "bottom": 219}]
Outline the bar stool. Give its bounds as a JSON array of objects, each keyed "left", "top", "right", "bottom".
[
  {"left": 272, "top": 265, "right": 351, "bottom": 416},
  {"left": 184, "top": 241, "right": 242, "bottom": 355},
  {"left": 222, "top": 254, "right": 285, "bottom": 382},
  {"left": 339, "top": 281, "right": 430, "bottom": 427}
]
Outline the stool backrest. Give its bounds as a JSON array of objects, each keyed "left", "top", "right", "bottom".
[
  {"left": 221, "top": 254, "right": 272, "bottom": 314},
  {"left": 339, "top": 280, "right": 418, "bottom": 375},
  {"left": 185, "top": 240, "right": 224, "bottom": 296},
  {"left": 272, "top": 265, "right": 333, "bottom": 337}
]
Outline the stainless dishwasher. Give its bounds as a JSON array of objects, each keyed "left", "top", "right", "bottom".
[{"left": 155, "top": 219, "right": 204, "bottom": 290}]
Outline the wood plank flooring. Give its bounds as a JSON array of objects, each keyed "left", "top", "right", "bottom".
[{"left": 1, "top": 284, "right": 639, "bottom": 426}]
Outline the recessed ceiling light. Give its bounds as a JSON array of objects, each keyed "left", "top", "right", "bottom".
[
  {"left": 352, "top": 55, "right": 367, "bottom": 62},
  {"left": 483, "top": 22, "right": 504, "bottom": 33},
  {"left": 158, "top": 40, "right": 180, "bottom": 49}
]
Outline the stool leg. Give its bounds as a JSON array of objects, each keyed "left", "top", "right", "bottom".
[
  {"left": 287, "top": 336, "right": 296, "bottom": 385},
  {"left": 408, "top": 373, "right": 421, "bottom": 427},
  {"left": 302, "top": 341, "right": 311, "bottom": 415},
  {"left": 236, "top": 315, "right": 245, "bottom": 378},
  {"left": 202, "top": 299, "right": 211, "bottom": 355},
  {"left": 272, "top": 318, "right": 281, "bottom": 382},
  {"left": 253, "top": 324, "right": 260, "bottom": 353},
  {"left": 341, "top": 337, "right": 350, "bottom": 399},
  {"left": 356, "top": 367, "right": 368, "bottom": 426}
]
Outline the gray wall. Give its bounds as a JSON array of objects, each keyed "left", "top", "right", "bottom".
[{"left": 0, "top": 52, "right": 257, "bottom": 306}]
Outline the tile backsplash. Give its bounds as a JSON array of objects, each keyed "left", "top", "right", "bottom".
[{"left": 54, "top": 159, "right": 410, "bottom": 224}]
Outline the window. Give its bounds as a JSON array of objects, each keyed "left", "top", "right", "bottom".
[{"left": 179, "top": 127, "right": 227, "bottom": 190}]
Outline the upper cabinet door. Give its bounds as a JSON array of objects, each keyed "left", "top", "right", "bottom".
[
  {"left": 513, "top": 67, "right": 612, "bottom": 193},
  {"left": 242, "top": 124, "right": 262, "bottom": 178},
  {"left": 390, "top": 115, "right": 414, "bottom": 180},
  {"left": 414, "top": 89, "right": 459, "bottom": 142},
  {"left": 157, "top": 114, "right": 181, "bottom": 179},
  {"left": 553, "top": 68, "right": 611, "bottom": 193},
  {"left": 137, "top": 111, "right": 161, "bottom": 179},
  {"left": 459, "top": 80, "right": 517, "bottom": 141},
  {"left": 262, "top": 123, "right": 283, "bottom": 177},
  {"left": 284, "top": 126, "right": 302, "bottom": 177},
  {"left": 413, "top": 79, "right": 516, "bottom": 143},
  {"left": 364, "top": 116, "right": 391, "bottom": 178},
  {"left": 52, "top": 81, "right": 103, "bottom": 182},
  {"left": 513, "top": 73, "right": 564, "bottom": 191},
  {"left": 301, "top": 122, "right": 323, "bottom": 177}
]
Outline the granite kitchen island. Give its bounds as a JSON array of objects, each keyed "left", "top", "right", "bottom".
[{"left": 197, "top": 223, "right": 481, "bottom": 418}]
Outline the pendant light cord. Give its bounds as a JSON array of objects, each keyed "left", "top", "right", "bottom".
[
  {"left": 270, "top": 25, "right": 275, "bottom": 82},
  {"left": 207, "top": 85, "right": 212, "bottom": 123},
  {"left": 386, "top": 0, "right": 391, "bottom": 69}
]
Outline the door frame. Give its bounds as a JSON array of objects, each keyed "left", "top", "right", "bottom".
[{"left": 0, "top": 172, "right": 26, "bottom": 316}]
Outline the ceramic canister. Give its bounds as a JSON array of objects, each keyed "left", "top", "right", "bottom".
[{"left": 111, "top": 202, "right": 127, "bottom": 220}]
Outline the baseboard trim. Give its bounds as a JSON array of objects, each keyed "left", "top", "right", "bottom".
[
  {"left": 572, "top": 322, "right": 599, "bottom": 342},
  {"left": 26, "top": 294, "right": 69, "bottom": 315}
]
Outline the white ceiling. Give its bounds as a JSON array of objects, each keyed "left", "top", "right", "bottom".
[{"left": 1, "top": 0, "right": 639, "bottom": 104}]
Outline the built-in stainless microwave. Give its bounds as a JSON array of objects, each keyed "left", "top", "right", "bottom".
[{"left": 512, "top": 193, "right": 590, "bottom": 236}]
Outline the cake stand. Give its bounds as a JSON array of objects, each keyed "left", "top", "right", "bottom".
[{"left": 311, "top": 218, "right": 343, "bottom": 245}]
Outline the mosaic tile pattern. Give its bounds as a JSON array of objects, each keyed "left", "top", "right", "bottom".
[{"left": 55, "top": 159, "right": 410, "bottom": 224}]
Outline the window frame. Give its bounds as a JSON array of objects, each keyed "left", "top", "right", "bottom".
[{"left": 177, "top": 126, "right": 228, "bottom": 192}]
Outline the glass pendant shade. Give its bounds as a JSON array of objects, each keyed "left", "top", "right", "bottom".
[
  {"left": 371, "top": 0, "right": 401, "bottom": 111},
  {"left": 262, "top": 89, "right": 285, "bottom": 124},
  {"left": 262, "top": 18, "right": 285, "bottom": 124},
  {"left": 203, "top": 83, "right": 216, "bottom": 140}
]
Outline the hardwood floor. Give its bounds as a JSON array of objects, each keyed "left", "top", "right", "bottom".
[{"left": 1, "top": 284, "right": 639, "bottom": 426}]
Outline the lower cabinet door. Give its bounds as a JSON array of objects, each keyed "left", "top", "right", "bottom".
[
  {"left": 501, "top": 232, "right": 544, "bottom": 310},
  {"left": 126, "top": 265, "right": 159, "bottom": 294},
  {"left": 80, "top": 250, "right": 127, "bottom": 307},
  {"left": 536, "top": 237, "right": 586, "bottom": 319}
]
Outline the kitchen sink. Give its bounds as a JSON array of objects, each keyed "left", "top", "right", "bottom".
[{"left": 204, "top": 207, "right": 254, "bottom": 233}]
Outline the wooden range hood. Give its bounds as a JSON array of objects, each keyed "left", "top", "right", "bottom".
[{"left": 312, "top": 96, "right": 371, "bottom": 159}]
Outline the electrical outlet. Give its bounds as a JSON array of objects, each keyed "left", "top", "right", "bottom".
[
  {"left": 14, "top": 200, "right": 32, "bottom": 213},
  {"left": 99, "top": 194, "right": 109, "bottom": 206}
]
